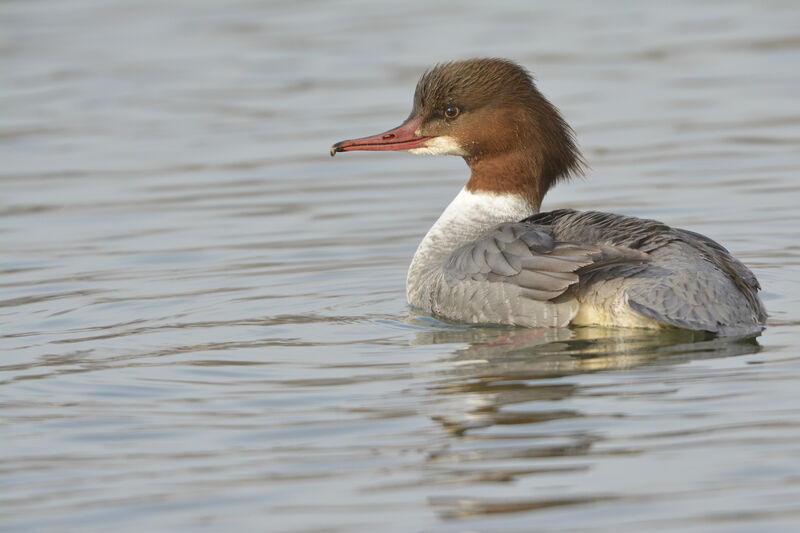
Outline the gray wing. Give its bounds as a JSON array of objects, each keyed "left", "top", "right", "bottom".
[
  {"left": 529, "top": 210, "right": 767, "bottom": 335},
  {"left": 625, "top": 237, "right": 766, "bottom": 336},
  {"left": 444, "top": 222, "right": 650, "bottom": 301}
]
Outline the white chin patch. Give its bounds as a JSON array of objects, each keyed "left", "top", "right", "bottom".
[{"left": 408, "top": 136, "right": 466, "bottom": 156}]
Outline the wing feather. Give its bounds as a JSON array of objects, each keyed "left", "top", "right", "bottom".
[{"left": 443, "top": 222, "right": 649, "bottom": 301}]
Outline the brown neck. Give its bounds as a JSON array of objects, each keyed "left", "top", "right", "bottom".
[
  {"left": 461, "top": 103, "right": 584, "bottom": 211},
  {"left": 465, "top": 149, "right": 548, "bottom": 211}
]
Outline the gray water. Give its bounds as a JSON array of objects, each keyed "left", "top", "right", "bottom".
[{"left": 3, "top": 1, "right": 800, "bottom": 532}]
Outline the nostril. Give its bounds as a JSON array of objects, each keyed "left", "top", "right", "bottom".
[{"left": 382, "top": 133, "right": 395, "bottom": 140}]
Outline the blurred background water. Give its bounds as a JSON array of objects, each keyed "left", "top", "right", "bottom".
[{"left": 2, "top": 1, "right": 800, "bottom": 532}]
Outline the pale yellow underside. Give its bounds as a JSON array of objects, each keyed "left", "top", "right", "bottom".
[{"left": 570, "top": 301, "right": 669, "bottom": 329}]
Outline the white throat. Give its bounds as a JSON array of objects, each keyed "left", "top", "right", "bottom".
[{"left": 406, "top": 187, "right": 536, "bottom": 302}]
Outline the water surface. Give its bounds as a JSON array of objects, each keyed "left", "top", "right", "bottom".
[{"left": 3, "top": 1, "right": 800, "bottom": 532}]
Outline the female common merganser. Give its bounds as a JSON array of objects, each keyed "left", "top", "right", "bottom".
[{"left": 330, "top": 58, "right": 766, "bottom": 336}]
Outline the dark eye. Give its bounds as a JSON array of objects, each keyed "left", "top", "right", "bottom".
[{"left": 444, "top": 105, "right": 461, "bottom": 119}]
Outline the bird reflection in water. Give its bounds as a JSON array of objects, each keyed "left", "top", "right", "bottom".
[{"left": 405, "top": 319, "right": 761, "bottom": 518}]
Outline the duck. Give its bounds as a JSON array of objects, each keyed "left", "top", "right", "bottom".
[{"left": 330, "top": 58, "right": 766, "bottom": 336}]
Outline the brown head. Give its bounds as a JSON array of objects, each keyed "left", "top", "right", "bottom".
[{"left": 331, "top": 58, "right": 585, "bottom": 209}]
